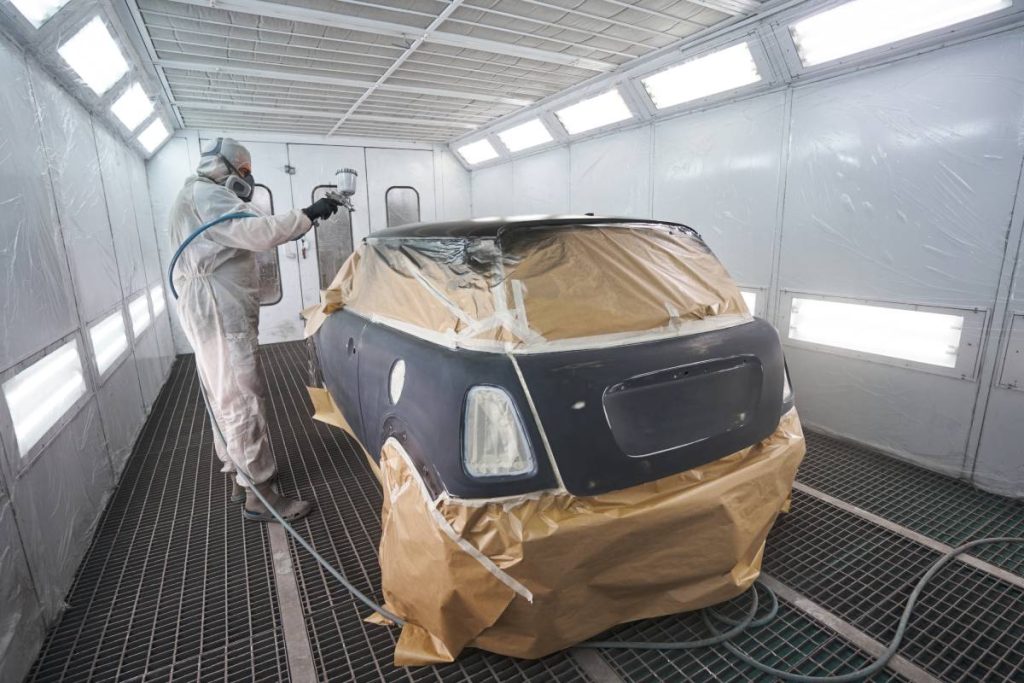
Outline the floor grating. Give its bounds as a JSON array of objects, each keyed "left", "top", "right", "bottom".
[
  {"left": 796, "top": 432, "right": 1024, "bottom": 575},
  {"left": 25, "top": 356, "right": 289, "bottom": 683},
  {"left": 24, "top": 341, "right": 1024, "bottom": 682}
]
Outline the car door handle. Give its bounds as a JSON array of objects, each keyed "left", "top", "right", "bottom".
[{"left": 347, "top": 337, "right": 356, "bottom": 355}]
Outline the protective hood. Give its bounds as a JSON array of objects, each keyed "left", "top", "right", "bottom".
[{"left": 197, "top": 137, "right": 254, "bottom": 200}]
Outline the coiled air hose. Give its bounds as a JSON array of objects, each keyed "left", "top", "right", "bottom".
[{"left": 168, "top": 213, "right": 1023, "bottom": 676}]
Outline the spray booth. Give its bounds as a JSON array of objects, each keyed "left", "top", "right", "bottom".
[{"left": 1, "top": 0, "right": 1023, "bottom": 681}]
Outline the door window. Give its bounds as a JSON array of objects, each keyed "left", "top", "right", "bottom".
[
  {"left": 312, "top": 185, "right": 354, "bottom": 289},
  {"left": 385, "top": 186, "right": 420, "bottom": 227},
  {"left": 249, "top": 184, "right": 283, "bottom": 305}
]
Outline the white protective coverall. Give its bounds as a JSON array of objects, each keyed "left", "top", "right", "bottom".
[{"left": 169, "top": 146, "right": 311, "bottom": 487}]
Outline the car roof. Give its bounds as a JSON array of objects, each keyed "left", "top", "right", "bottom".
[{"left": 370, "top": 215, "right": 697, "bottom": 240}]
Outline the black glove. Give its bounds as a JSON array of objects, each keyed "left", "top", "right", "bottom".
[{"left": 302, "top": 197, "right": 341, "bottom": 222}]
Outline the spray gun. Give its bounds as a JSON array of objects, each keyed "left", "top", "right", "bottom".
[{"left": 324, "top": 168, "right": 358, "bottom": 211}]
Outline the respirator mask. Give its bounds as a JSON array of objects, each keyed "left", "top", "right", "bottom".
[{"left": 201, "top": 138, "right": 255, "bottom": 202}]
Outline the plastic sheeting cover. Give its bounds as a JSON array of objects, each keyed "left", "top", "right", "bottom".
[{"left": 304, "top": 223, "right": 749, "bottom": 350}]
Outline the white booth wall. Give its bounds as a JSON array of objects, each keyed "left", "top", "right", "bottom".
[
  {"left": 0, "top": 31, "right": 175, "bottom": 683},
  {"left": 471, "top": 31, "right": 1024, "bottom": 497}
]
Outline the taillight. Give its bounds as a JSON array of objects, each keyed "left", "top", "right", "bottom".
[{"left": 462, "top": 386, "right": 536, "bottom": 478}]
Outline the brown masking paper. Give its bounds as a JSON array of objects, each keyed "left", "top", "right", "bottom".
[
  {"left": 303, "top": 225, "right": 748, "bottom": 346},
  {"left": 376, "top": 409, "right": 805, "bottom": 665}
]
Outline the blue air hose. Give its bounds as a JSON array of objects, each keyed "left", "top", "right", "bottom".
[{"left": 167, "top": 211, "right": 255, "bottom": 299}]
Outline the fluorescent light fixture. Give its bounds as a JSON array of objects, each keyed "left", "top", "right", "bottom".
[
  {"left": 642, "top": 43, "right": 760, "bottom": 110},
  {"left": 555, "top": 89, "right": 633, "bottom": 135},
  {"left": 788, "top": 297, "right": 964, "bottom": 368},
  {"left": 740, "top": 290, "right": 757, "bottom": 314},
  {"left": 129, "top": 293, "right": 152, "bottom": 338},
  {"left": 111, "top": 83, "right": 154, "bottom": 131},
  {"left": 149, "top": 284, "right": 166, "bottom": 316},
  {"left": 790, "top": 0, "right": 1011, "bottom": 67},
  {"left": 9, "top": 0, "right": 72, "bottom": 27},
  {"left": 497, "top": 119, "right": 553, "bottom": 153},
  {"left": 58, "top": 17, "right": 129, "bottom": 95},
  {"left": 457, "top": 139, "right": 499, "bottom": 165},
  {"left": 89, "top": 309, "right": 129, "bottom": 376},
  {"left": 2, "top": 341, "right": 87, "bottom": 456},
  {"left": 138, "top": 119, "right": 170, "bottom": 153}
]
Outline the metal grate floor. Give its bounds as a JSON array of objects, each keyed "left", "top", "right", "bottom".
[
  {"left": 25, "top": 341, "right": 1024, "bottom": 682},
  {"left": 26, "top": 356, "right": 290, "bottom": 683}
]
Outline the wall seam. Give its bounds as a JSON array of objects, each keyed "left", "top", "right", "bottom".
[{"left": 766, "top": 87, "right": 795, "bottom": 327}]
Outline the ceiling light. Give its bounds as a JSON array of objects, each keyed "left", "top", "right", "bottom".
[
  {"left": 555, "top": 89, "right": 632, "bottom": 136},
  {"left": 111, "top": 83, "right": 154, "bottom": 131},
  {"left": 642, "top": 42, "right": 761, "bottom": 110},
  {"left": 58, "top": 17, "right": 129, "bottom": 95},
  {"left": 497, "top": 119, "right": 553, "bottom": 152},
  {"left": 457, "top": 139, "right": 499, "bottom": 165},
  {"left": 8, "top": 0, "right": 72, "bottom": 27},
  {"left": 791, "top": 0, "right": 1012, "bottom": 67},
  {"left": 138, "top": 119, "right": 170, "bottom": 153},
  {"left": 2, "top": 340, "right": 87, "bottom": 456}
]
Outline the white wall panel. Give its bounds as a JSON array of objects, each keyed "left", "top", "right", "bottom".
[
  {"left": 0, "top": 37, "right": 77, "bottom": 372},
  {"left": 435, "top": 148, "right": 471, "bottom": 220},
  {"left": 775, "top": 35, "right": 1024, "bottom": 475},
  {"left": 471, "top": 163, "right": 514, "bottom": 217},
  {"left": 30, "top": 63, "right": 123, "bottom": 324},
  {"left": 0, "top": 496, "right": 45, "bottom": 683},
  {"left": 96, "top": 126, "right": 147, "bottom": 298},
  {"left": 779, "top": 35, "right": 1024, "bottom": 308},
  {"left": 570, "top": 127, "right": 651, "bottom": 217},
  {"left": 135, "top": 331, "right": 165, "bottom": 411},
  {"left": 653, "top": 93, "right": 786, "bottom": 287},
  {"left": 95, "top": 356, "right": 145, "bottom": 476},
  {"left": 513, "top": 148, "right": 570, "bottom": 215},
  {"left": 9, "top": 401, "right": 112, "bottom": 618},
  {"left": 365, "top": 148, "right": 437, "bottom": 231}
]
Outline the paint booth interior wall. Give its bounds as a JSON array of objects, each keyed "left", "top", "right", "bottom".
[
  {"left": 470, "top": 31, "right": 1024, "bottom": 497},
  {"left": 0, "top": 31, "right": 175, "bottom": 683}
]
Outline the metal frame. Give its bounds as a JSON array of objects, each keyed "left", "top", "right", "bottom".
[{"left": 777, "top": 289, "right": 989, "bottom": 381}]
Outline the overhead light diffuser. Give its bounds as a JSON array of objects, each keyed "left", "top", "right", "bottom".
[
  {"left": 791, "top": 0, "right": 1012, "bottom": 67},
  {"left": 457, "top": 139, "right": 499, "bottom": 165},
  {"left": 9, "top": 0, "right": 72, "bottom": 27},
  {"left": 89, "top": 309, "right": 128, "bottom": 376},
  {"left": 642, "top": 43, "right": 761, "bottom": 110},
  {"left": 138, "top": 119, "right": 170, "bottom": 153},
  {"left": 740, "top": 290, "right": 757, "bottom": 314},
  {"left": 129, "top": 293, "right": 152, "bottom": 338},
  {"left": 497, "top": 119, "right": 553, "bottom": 152},
  {"left": 58, "top": 17, "right": 129, "bottom": 95},
  {"left": 788, "top": 297, "right": 964, "bottom": 368},
  {"left": 2, "top": 340, "right": 87, "bottom": 456},
  {"left": 111, "top": 83, "right": 154, "bottom": 131},
  {"left": 555, "top": 89, "right": 633, "bottom": 136}
]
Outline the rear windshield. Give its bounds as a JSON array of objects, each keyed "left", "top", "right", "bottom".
[{"left": 326, "top": 225, "right": 748, "bottom": 350}]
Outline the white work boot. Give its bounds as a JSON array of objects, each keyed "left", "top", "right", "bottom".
[{"left": 243, "top": 482, "right": 313, "bottom": 523}]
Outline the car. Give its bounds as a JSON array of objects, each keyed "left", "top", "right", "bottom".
[{"left": 308, "top": 215, "right": 797, "bottom": 501}]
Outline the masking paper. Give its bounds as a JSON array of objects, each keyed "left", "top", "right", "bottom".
[
  {"left": 375, "top": 409, "right": 805, "bottom": 665},
  {"left": 304, "top": 224, "right": 749, "bottom": 348}
]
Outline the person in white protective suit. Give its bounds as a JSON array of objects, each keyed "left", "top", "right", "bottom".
[{"left": 169, "top": 137, "right": 341, "bottom": 523}]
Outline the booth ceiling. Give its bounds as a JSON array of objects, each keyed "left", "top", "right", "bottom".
[{"left": 134, "top": 0, "right": 757, "bottom": 141}]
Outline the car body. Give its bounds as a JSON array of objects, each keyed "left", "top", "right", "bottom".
[{"left": 310, "top": 215, "right": 795, "bottom": 500}]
